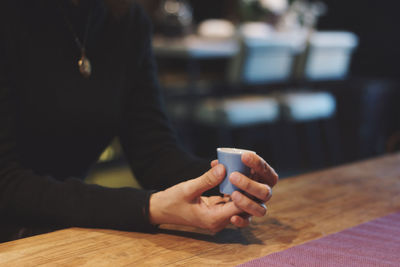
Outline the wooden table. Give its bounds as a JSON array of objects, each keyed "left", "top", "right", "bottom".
[{"left": 1, "top": 154, "right": 400, "bottom": 266}]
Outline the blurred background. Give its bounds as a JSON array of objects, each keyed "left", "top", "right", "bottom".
[{"left": 87, "top": 0, "right": 400, "bottom": 187}]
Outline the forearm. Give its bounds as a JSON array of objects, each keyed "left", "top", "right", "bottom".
[{"left": 0, "top": 164, "right": 155, "bottom": 232}]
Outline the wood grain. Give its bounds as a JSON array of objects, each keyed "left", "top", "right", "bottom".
[{"left": 1, "top": 153, "right": 400, "bottom": 266}]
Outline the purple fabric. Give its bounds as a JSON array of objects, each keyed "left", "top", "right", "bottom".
[{"left": 238, "top": 212, "right": 400, "bottom": 267}]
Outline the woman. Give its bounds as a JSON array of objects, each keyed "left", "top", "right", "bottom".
[{"left": 0, "top": 0, "right": 278, "bottom": 242}]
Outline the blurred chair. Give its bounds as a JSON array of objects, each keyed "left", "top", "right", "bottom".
[
  {"left": 279, "top": 91, "right": 336, "bottom": 121},
  {"left": 226, "top": 28, "right": 343, "bottom": 168},
  {"left": 186, "top": 25, "right": 293, "bottom": 149},
  {"left": 276, "top": 90, "right": 340, "bottom": 169},
  {"left": 279, "top": 31, "right": 358, "bottom": 168},
  {"left": 228, "top": 26, "right": 305, "bottom": 84},
  {"left": 194, "top": 95, "right": 280, "bottom": 146},
  {"left": 294, "top": 31, "right": 359, "bottom": 80},
  {"left": 172, "top": 29, "right": 348, "bottom": 168}
]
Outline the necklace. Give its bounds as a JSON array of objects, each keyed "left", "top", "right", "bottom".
[{"left": 59, "top": 2, "right": 93, "bottom": 78}]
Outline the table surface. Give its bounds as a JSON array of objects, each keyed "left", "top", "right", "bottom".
[
  {"left": 152, "top": 35, "right": 239, "bottom": 59},
  {"left": 1, "top": 154, "right": 400, "bottom": 266}
]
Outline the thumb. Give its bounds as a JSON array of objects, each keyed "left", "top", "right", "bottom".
[{"left": 184, "top": 164, "right": 225, "bottom": 198}]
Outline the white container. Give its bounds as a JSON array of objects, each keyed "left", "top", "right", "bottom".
[
  {"left": 228, "top": 27, "right": 306, "bottom": 84},
  {"left": 304, "top": 31, "right": 358, "bottom": 80},
  {"left": 195, "top": 95, "right": 280, "bottom": 126}
]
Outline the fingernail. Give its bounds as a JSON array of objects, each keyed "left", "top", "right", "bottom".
[
  {"left": 266, "top": 186, "right": 272, "bottom": 200},
  {"left": 230, "top": 172, "right": 240, "bottom": 183},
  {"left": 213, "top": 164, "right": 224, "bottom": 177}
]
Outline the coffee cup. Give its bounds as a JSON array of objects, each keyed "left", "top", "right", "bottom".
[{"left": 217, "top": 147, "right": 256, "bottom": 195}]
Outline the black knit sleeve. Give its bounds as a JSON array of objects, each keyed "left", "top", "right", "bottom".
[
  {"left": 118, "top": 6, "right": 210, "bottom": 191},
  {"left": 0, "top": 2, "right": 156, "bottom": 234},
  {"left": 0, "top": 75, "right": 157, "bottom": 233}
]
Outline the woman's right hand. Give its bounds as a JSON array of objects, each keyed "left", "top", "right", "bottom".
[{"left": 148, "top": 164, "right": 249, "bottom": 233}]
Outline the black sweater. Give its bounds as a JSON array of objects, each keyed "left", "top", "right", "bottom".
[{"left": 0, "top": 0, "right": 208, "bottom": 235}]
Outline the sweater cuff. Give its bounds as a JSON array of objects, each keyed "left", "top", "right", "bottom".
[
  {"left": 84, "top": 184, "right": 159, "bottom": 233},
  {"left": 143, "top": 190, "right": 159, "bottom": 231}
]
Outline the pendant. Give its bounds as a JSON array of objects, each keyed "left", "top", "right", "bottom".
[{"left": 78, "top": 52, "right": 92, "bottom": 78}]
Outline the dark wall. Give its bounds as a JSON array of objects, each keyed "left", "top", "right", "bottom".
[
  {"left": 319, "top": 1, "right": 400, "bottom": 80},
  {"left": 188, "top": 0, "right": 237, "bottom": 23},
  {"left": 319, "top": 1, "right": 400, "bottom": 156},
  {"left": 137, "top": 0, "right": 237, "bottom": 24}
]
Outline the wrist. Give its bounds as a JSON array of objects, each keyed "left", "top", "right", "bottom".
[{"left": 149, "top": 191, "right": 166, "bottom": 225}]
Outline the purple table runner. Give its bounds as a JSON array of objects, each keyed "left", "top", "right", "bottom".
[{"left": 239, "top": 212, "right": 400, "bottom": 267}]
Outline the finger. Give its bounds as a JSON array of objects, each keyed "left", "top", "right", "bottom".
[
  {"left": 211, "top": 159, "right": 219, "bottom": 168},
  {"left": 231, "top": 191, "right": 267, "bottom": 217},
  {"left": 183, "top": 164, "right": 225, "bottom": 198},
  {"left": 204, "top": 201, "right": 244, "bottom": 233},
  {"left": 242, "top": 153, "right": 278, "bottom": 187},
  {"left": 206, "top": 199, "right": 247, "bottom": 232},
  {"left": 219, "top": 200, "right": 243, "bottom": 219},
  {"left": 230, "top": 215, "right": 250, "bottom": 228},
  {"left": 230, "top": 172, "right": 272, "bottom": 202}
]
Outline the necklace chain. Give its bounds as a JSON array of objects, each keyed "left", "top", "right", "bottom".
[{"left": 58, "top": 1, "right": 94, "bottom": 78}]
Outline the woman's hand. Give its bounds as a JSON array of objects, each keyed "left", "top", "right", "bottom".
[
  {"left": 149, "top": 164, "right": 247, "bottom": 233},
  {"left": 211, "top": 152, "right": 278, "bottom": 223}
]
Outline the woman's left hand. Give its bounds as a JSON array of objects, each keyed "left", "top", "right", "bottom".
[{"left": 211, "top": 152, "right": 278, "bottom": 227}]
